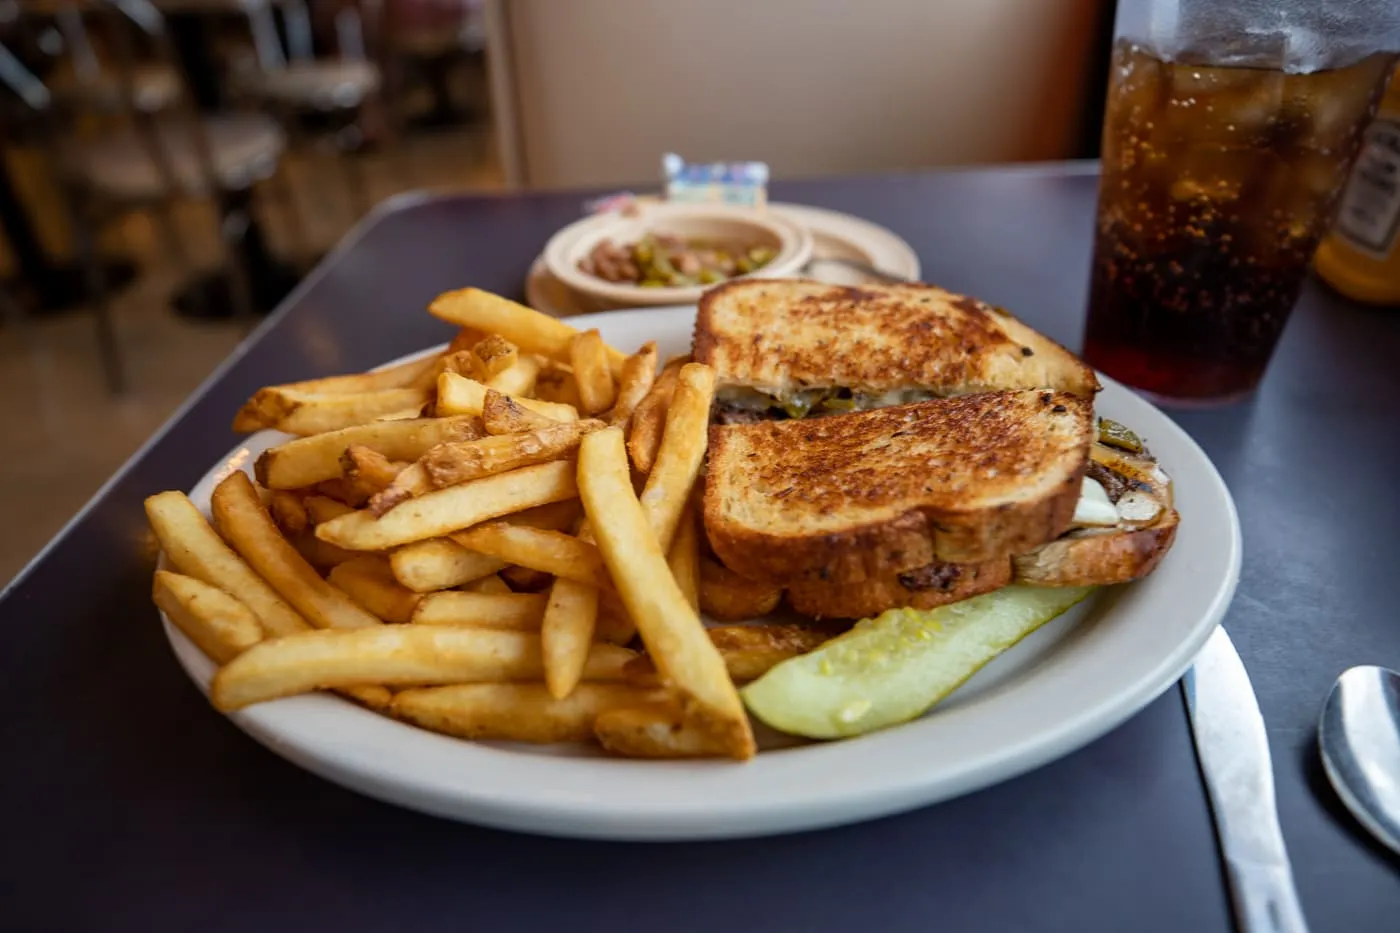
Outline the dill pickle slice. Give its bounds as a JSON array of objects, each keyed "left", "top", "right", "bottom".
[{"left": 740, "top": 585, "right": 1095, "bottom": 739}]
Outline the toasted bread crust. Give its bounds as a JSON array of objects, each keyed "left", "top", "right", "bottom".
[
  {"left": 1013, "top": 510, "right": 1179, "bottom": 586},
  {"left": 786, "top": 558, "right": 1012, "bottom": 619},
  {"left": 703, "top": 392, "right": 1092, "bottom": 583},
  {"left": 694, "top": 279, "right": 1099, "bottom": 399}
]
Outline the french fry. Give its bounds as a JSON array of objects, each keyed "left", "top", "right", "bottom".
[
  {"left": 304, "top": 495, "right": 356, "bottom": 524},
  {"left": 486, "top": 354, "right": 541, "bottom": 396},
  {"left": 436, "top": 372, "right": 578, "bottom": 422},
  {"left": 470, "top": 335, "right": 518, "bottom": 379},
  {"left": 623, "top": 623, "right": 832, "bottom": 686},
  {"left": 328, "top": 555, "right": 423, "bottom": 623},
  {"left": 314, "top": 477, "right": 372, "bottom": 508},
  {"left": 428, "top": 288, "right": 626, "bottom": 377},
  {"left": 542, "top": 518, "right": 600, "bottom": 699},
  {"left": 210, "top": 627, "right": 636, "bottom": 710},
  {"left": 255, "top": 416, "right": 481, "bottom": 490},
  {"left": 341, "top": 445, "right": 408, "bottom": 495},
  {"left": 466, "top": 573, "right": 512, "bottom": 595},
  {"left": 268, "top": 490, "right": 309, "bottom": 536},
  {"left": 145, "top": 491, "right": 310, "bottom": 637},
  {"left": 668, "top": 505, "right": 701, "bottom": 613},
  {"left": 232, "top": 356, "right": 439, "bottom": 431},
  {"left": 578, "top": 427, "right": 755, "bottom": 760},
  {"left": 626, "top": 355, "right": 686, "bottom": 474},
  {"left": 482, "top": 390, "right": 559, "bottom": 434},
  {"left": 440, "top": 350, "right": 477, "bottom": 378},
  {"left": 211, "top": 472, "right": 382, "bottom": 630},
  {"left": 533, "top": 365, "right": 583, "bottom": 409},
  {"left": 411, "top": 591, "right": 548, "bottom": 629},
  {"left": 570, "top": 329, "right": 617, "bottom": 415},
  {"left": 338, "top": 684, "right": 395, "bottom": 712},
  {"left": 594, "top": 702, "right": 730, "bottom": 758},
  {"left": 389, "top": 538, "right": 507, "bottom": 592},
  {"left": 393, "top": 683, "right": 664, "bottom": 744},
  {"left": 315, "top": 461, "right": 578, "bottom": 551},
  {"left": 638, "top": 363, "right": 714, "bottom": 554},
  {"left": 242, "top": 386, "right": 432, "bottom": 437},
  {"left": 447, "top": 326, "right": 486, "bottom": 354},
  {"left": 699, "top": 558, "right": 784, "bottom": 621},
  {"left": 609, "top": 341, "right": 658, "bottom": 426},
  {"left": 421, "top": 417, "right": 603, "bottom": 490},
  {"left": 152, "top": 570, "right": 264, "bottom": 664},
  {"left": 290, "top": 532, "right": 360, "bottom": 571},
  {"left": 500, "top": 565, "right": 553, "bottom": 592},
  {"left": 452, "top": 522, "right": 609, "bottom": 588}
]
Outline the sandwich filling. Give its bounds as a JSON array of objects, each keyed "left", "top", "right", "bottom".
[{"left": 713, "top": 385, "right": 942, "bottom": 423}]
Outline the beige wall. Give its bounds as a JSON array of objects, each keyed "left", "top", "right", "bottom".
[{"left": 488, "top": 0, "right": 1105, "bottom": 189}]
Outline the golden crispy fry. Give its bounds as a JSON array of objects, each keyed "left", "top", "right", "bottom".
[
  {"left": 421, "top": 417, "right": 603, "bottom": 490},
  {"left": 667, "top": 505, "right": 701, "bottom": 613},
  {"left": 428, "top": 288, "right": 626, "bottom": 377},
  {"left": 533, "top": 365, "right": 583, "bottom": 409},
  {"left": 232, "top": 356, "right": 439, "bottom": 432},
  {"left": 145, "top": 490, "right": 309, "bottom": 637},
  {"left": 366, "top": 462, "right": 432, "bottom": 516},
  {"left": 482, "top": 391, "right": 558, "bottom": 435},
  {"left": 626, "top": 355, "right": 686, "bottom": 474},
  {"left": 338, "top": 684, "right": 395, "bottom": 712},
  {"left": 578, "top": 427, "right": 755, "bottom": 760},
  {"left": 389, "top": 538, "right": 507, "bottom": 593},
  {"left": 393, "top": 683, "right": 663, "bottom": 744},
  {"left": 466, "top": 573, "right": 512, "bottom": 595},
  {"left": 211, "top": 472, "right": 382, "bottom": 630},
  {"left": 500, "top": 565, "right": 553, "bottom": 592},
  {"left": 268, "top": 490, "right": 309, "bottom": 536},
  {"left": 315, "top": 461, "right": 578, "bottom": 551},
  {"left": 290, "top": 532, "right": 360, "bottom": 570},
  {"left": 210, "top": 627, "right": 636, "bottom": 710},
  {"left": 639, "top": 363, "right": 715, "bottom": 554},
  {"left": 447, "top": 326, "right": 487, "bottom": 354},
  {"left": 486, "top": 354, "right": 541, "bottom": 396},
  {"left": 471, "top": 335, "right": 518, "bottom": 379},
  {"left": 152, "top": 570, "right": 264, "bottom": 664},
  {"left": 242, "top": 386, "right": 432, "bottom": 437},
  {"left": 304, "top": 495, "right": 356, "bottom": 524},
  {"left": 436, "top": 372, "right": 578, "bottom": 422},
  {"left": 340, "top": 445, "right": 408, "bottom": 495},
  {"left": 623, "top": 623, "right": 832, "bottom": 686},
  {"left": 439, "top": 349, "right": 476, "bottom": 378},
  {"left": 328, "top": 555, "right": 423, "bottom": 623},
  {"left": 314, "top": 477, "right": 373, "bottom": 508},
  {"left": 699, "top": 558, "right": 784, "bottom": 621},
  {"left": 570, "top": 329, "right": 617, "bottom": 415},
  {"left": 452, "top": 522, "right": 609, "bottom": 588},
  {"left": 609, "top": 341, "right": 658, "bottom": 426},
  {"left": 411, "top": 590, "right": 548, "bottom": 629},
  {"left": 255, "top": 416, "right": 481, "bottom": 490},
  {"left": 541, "top": 521, "right": 600, "bottom": 699},
  {"left": 594, "top": 702, "right": 730, "bottom": 758}
]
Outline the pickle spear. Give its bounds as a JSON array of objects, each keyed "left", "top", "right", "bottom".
[{"left": 741, "top": 585, "right": 1095, "bottom": 739}]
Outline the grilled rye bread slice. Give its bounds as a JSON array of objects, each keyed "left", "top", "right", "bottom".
[
  {"left": 694, "top": 279, "right": 1099, "bottom": 419},
  {"left": 786, "top": 557, "right": 1013, "bottom": 620},
  {"left": 703, "top": 390, "right": 1093, "bottom": 584}
]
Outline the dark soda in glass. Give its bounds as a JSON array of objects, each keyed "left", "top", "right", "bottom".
[{"left": 1083, "top": 40, "right": 1396, "bottom": 403}]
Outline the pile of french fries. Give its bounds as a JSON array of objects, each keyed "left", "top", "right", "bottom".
[{"left": 146, "top": 288, "right": 814, "bottom": 761}]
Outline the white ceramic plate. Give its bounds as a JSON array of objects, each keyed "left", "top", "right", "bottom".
[
  {"left": 525, "top": 202, "right": 922, "bottom": 317},
  {"left": 161, "top": 306, "right": 1240, "bottom": 841}
]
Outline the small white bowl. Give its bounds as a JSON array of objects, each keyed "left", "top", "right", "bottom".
[{"left": 543, "top": 202, "right": 814, "bottom": 310}]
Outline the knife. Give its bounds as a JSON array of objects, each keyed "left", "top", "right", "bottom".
[{"left": 1184, "top": 626, "right": 1309, "bottom": 933}]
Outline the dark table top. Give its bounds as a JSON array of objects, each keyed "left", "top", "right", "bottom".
[{"left": 2, "top": 164, "right": 1397, "bottom": 933}]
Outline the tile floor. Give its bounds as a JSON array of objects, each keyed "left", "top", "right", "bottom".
[{"left": 0, "top": 126, "right": 504, "bottom": 587}]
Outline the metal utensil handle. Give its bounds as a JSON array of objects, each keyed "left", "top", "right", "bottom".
[{"left": 1228, "top": 860, "right": 1310, "bottom": 933}]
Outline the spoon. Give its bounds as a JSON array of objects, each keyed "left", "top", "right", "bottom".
[{"left": 1318, "top": 665, "right": 1400, "bottom": 855}]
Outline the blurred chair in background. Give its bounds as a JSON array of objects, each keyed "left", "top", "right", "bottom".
[
  {"left": 382, "top": 0, "right": 480, "bottom": 130},
  {"left": 484, "top": 0, "right": 1107, "bottom": 189},
  {"left": 4, "top": 0, "right": 290, "bottom": 390}
]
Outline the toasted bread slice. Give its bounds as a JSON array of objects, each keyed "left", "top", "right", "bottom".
[
  {"left": 787, "top": 557, "right": 1012, "bottom": 620},
  {"left": 1013, "top": 509, "right": 1179, "bottom": 586},
  {"left": 694, "top": 280, "right": 1099, "bottom": 416},
  {"left": 704, "top": 390, "right": 1093, "bottom": 583}
]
